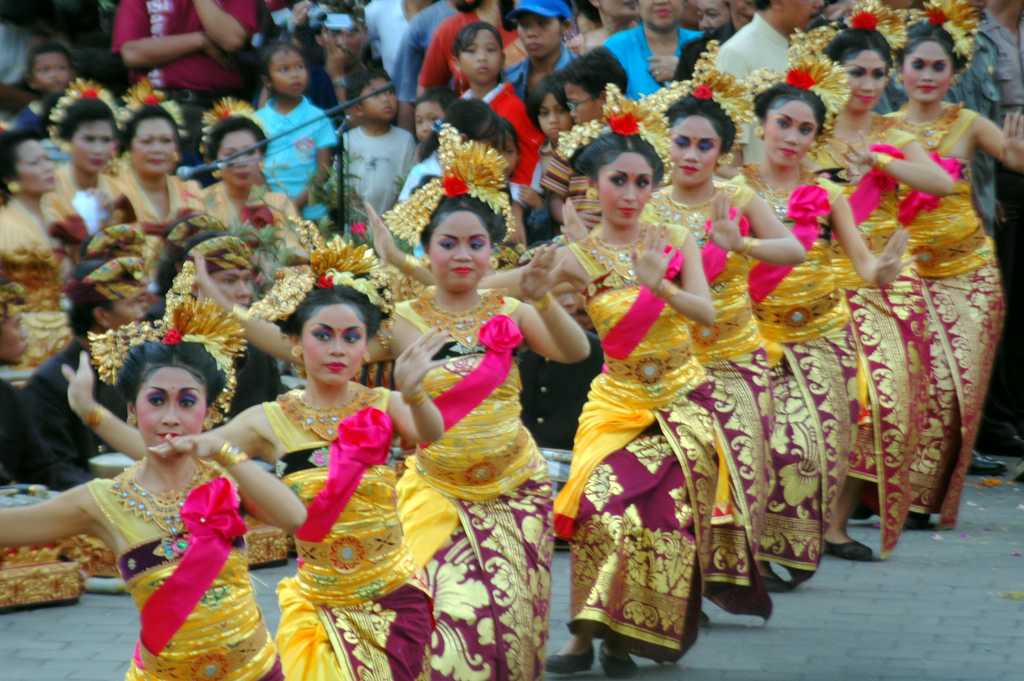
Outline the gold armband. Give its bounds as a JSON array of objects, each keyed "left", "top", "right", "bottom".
[
  {"left": 214, "top": 442, "right": 249, "bottom": 468},
  {"left": 83, "top": 406, "right": 104, "bottom": 429},
  {"left": 531, "top": 292, "right": 555, "bottom": 312}
]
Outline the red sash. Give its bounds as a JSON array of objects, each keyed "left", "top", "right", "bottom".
[
  {"left": 601, "top": 247, "right": 684, "bottom": 360},
  {"left": 847, "top": 144, "right": 905, "bottom": 225},
  {"left": 294, "top": 407, "right": 394, "bottom": 542},
  {"left": 748, "top": 184, "right": 829, "bottom": 302},
  {"left": 898, "top": 154, "right": 963, "bottom": 227}
]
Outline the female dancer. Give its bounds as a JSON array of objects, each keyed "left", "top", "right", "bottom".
[
  {"left": 815, "top": 1, "right": 956, "bottom": 560},
  {"left": 43, "top": 79, "right": 129, "bottom": 263},
  {"left": 645, "top": 46, "right": 806, "bottom": 602},
  {"left": 737, "top": 43, "right": 906, "bottom": 587},
  {"left": 887, "top": 0, "right": 1024, "bottom": 529},
  {"left": 0, "top": 296, "right": 307, "bottom": 680},
  {"left": 0, "top": 127, "right": 71, "bottom": 368},
  {"left": 378, "top": 124, "right": 590, "bottom": 680}
]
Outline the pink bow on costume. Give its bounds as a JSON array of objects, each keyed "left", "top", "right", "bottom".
[
  {"left": 701, "top": 208, "right": 751, "bottom": 284},
  {"left": 602, "top": 246, "right": 685, "bottom": 360},
  {"left": 898, "top": 154, "right": 963, "bottom": 227},
  {"left": 748, "top": 184, "right": 829, "bottom": 302},
  {"left": 847, "top": 144, "right": 905, "bottom": 225}
]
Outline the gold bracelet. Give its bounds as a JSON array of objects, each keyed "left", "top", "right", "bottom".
[
  {"left": 531, "top": 292, "right": 554, "bottom": 312},
  {"left": 656, "top": 279, "right": 676, "bottom": 299},
  {"left": 214, "top": 442, "right": 249, "bottom": 468},
  {"left": 83, "top": 406, "right": 104, "bottom": 429},
  {"left": 738, "top": 236, "right": 758, "bottom": 255},
  {"left": 232, "top": 304, "right": 251, "bottom": 322},
  {"left": 873, "top": 152, "right": 895, "bottom": 170},
  {"left": 403, "top": 253, "right": 420, "bottom": 272},
  {"left": 404, "top": 388, "right": 429, "bottom": 407}
]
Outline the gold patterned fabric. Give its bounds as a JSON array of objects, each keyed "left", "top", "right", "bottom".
[
  {"left": 87, "top": 461, "right": 280, "bottom": 681},
  {"left": 201, "top": 182, "right": 299, "bottom": 236}
]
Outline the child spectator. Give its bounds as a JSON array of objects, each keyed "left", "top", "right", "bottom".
[
  {"left": 522, "top": 74, "right": 572, "bottom": 243},
  {"left": 454, "top": 22, "right": 544, "bottom": 196},
  {"left": 256, "top": 41, "right": 338, "bottom": 221},
  {"left": 316, "top": 13, "right": 370, "bottom": 102},
  {"left": 504, "top": 0, "right": 575, "bottom": 101},
  {"left": 343, "top": 69, "right": 416, "bottom": 215},
  {"left": 413, "top": 87, "right": 456, "bottom": 144},
  {"left": 14, "top": 43, "right": 74, "bottom": 134}
]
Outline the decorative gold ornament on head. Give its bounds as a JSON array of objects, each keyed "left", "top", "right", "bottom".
[
  {"left": 165, "top": 213, "right": 227, "bottom": 249},
  {"left": 912, "top": 0, "right": 980, "bottom": 61},
  {"left": 117, "top": 79, "right": 185, "bottom": 131},
  {"left": 187, "top": 235, "right": 253, "bottom": 273},
  {"left": 844, "top": 0, "right": 908, "bottom": 51},
  {"left": 557, "top": 83, "right": 671, "bottom": 173},
  {"left": 65, "top": 256, "right": 147, "bottom": 305},
  {"left": 648, "top": 42, "right": 755, "bottom": 132},
  {"left": 200, "top": 98, "right": 266, "bottom": 158},
  {"left": 0, "top": 278, "right": 25, "bottom": 319},
  {"left": 384, "top": 124, "right": 513, "bottom": 246},
  {"left": 84, "top": 223, "right": 148, "bottom": 260},
  {"left": 49, "top": 79, "right": 119, "bottom": 141}
]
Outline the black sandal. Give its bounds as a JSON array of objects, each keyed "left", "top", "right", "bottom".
[
  {"left": 599, "top": 644, "right": 638, "bottom": 679},
  {"left": 545, "top": 645, "right": 594, "bottom": 675},
  {"left": 825, "top": 539, "right": 874, "bottom": 562}
]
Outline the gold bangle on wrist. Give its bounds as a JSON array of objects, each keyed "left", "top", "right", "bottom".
[
  {"left": 873, "top": 153, "right": 895, "bottom": 170},
  {"left": 232, "top": 305, "right": 250, "bottom": 322},
  {"left": 532, "top": 292, "right": 554, "bottom": 312},
  {"left": 738, "top": 236, "right": 757, "bottom": 255},
  {"left": 404, "top": 388, "right": 429, "bottom": 407},
  {"left": 214, "top": 442, "right": 249, "bottom": 467},
  {"left": 656, "top": 279, "right": 675, "bottom": 299},
  {"left": 83, "top": 406, "right": 104, "bottom": 429}
]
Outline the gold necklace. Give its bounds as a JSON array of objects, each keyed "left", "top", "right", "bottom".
[
  {"left": 411, "top": 290, "right": 504, "bottom": 348},
  {"left": 893, "top": 104, "right": 962, "bottom": 152},
  {"left": 279, "top": 385, "right": 377, "bottom": 441},
  {"left": 110, "top": 463, "right": 209, "bottom": 536}
]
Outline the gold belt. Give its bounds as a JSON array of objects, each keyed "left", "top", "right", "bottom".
[
  {"left": 912, "top": 227, "right": 987, "bottom": 273},
  {"left": 754, "top": 290, "right": 842, "bottom": 329},
  {"left": 296, "top": 519, "right": 405, "bottom": 573},
  {"left": 139, "top": 621, "right": 269, "bottom": 681},
  {"left": 692, "top": 308, "right": 754, "bottom": 348},
  {"left": 417, "top": 429, "right": 529, "bottom": 487}
]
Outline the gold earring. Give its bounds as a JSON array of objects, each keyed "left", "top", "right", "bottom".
[
  {"left": 291, "top": 345, "right": 303, "bottom": 363},
  {"left": 755, "top": 125, "right": 765, "bottom": 139},
  {"left": 127, "top": 412, "right": 138, "bottom": 427},
  {"left": 6, "top": 181, "right": 20, "bottom": 194}
]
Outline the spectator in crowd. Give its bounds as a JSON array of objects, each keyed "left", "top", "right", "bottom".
[
  {"left": 729, "top": 0, "right": 757, "bottom": 28},
  {"left": 343, "top": 69, "right": 417, "bottom": 215},
  {"left": 413, "top": 87, "right": 457, "bottom": 143},
  {"left": 0, "top": 277, "right": 92, "bottom": 490},
  {"left": 696, "top": 0, "right": 733, "bottom": 29},
  {"left": 567, "top": 0, "right": 639, "bottom": 54},
  {"left": 13, "top": 42, "right": 74, "bottom": 134},
  {"left": 112, "top": 0, "right": 262, "bottom": 154},
  {"left": 316, "top": 12, "right": 369, "bottom": 102},
  {"left": 365, "top": 0, "right": 434, "bottom": 77},
  {"left": 681, "top": 0, "right": 702, "bottom": 27},
  {"left": 540, "top": 47, "right": 627, "bottom": 228},
  {"left": 393, "top": 0, "right": 457, "bottom": 132},
  {"left": 522, "top": 73, "right": 574, "bottom": 243},
  {"left": 504, "top": 0, "right": 576, "bottom": 101},
  {"left": 0, "top": 18, "right": 36, "bottom": 113},
  {"left": 418, "top": 0, "right": 523, "bottom": 94},
  {"left": 605, "top": 0, "right": 703, "bottom": 98},
  {"left": 716, "top": 0, "right": 821, "bottom": 164},
  {"left": 455, "top": 22, "right": 544, "bottom": 193},
  {"left": 675, "top": 0, "right": 739, "bottom": 80},
  {"left": 23, "top": 257, "right": 147, "bottom": 480},
  {"left": 256, "top": 41, "right": 337, "bottom": 221}
]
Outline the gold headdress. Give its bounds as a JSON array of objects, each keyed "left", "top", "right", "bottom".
[
  {"left": 912, "top": 0, "right": 980, "bottom": 61},
  {"left": 748, "top": 30, "right": 850, "bottom": 139},
  {"left": 384, "top": 124, "right": 513, "bottom": 245},
  {"left": 166, "top": 213, "right": 227, "bottom": 250},
  {"left": 844, "top": 0, "right": 908, "bottom": 51},
  {"left": 118, "top": 79, "right": 185, "bottom": 130},
  {"left": 187, "top": 234, "right": 253, "bottom": 273},
  {"left": 248, "top": 235, "right": 392, "bottom": 322},
  {"left": 647, "top": 42, "right": 754, "bottom": 132},
  {"left": 65, "top": 256, "right": 147, "bottom": 305},
  {"left": 49, "top": 79, "right": 119, "bottom": 141},
  {"left": 83, "top": 224, "right": 149, "bottom": 260},
  {"left": 557, "top": 83, "right": 671, "bottom": 174},
  {"left": 0, "top": 278, "right": 25, "bottom": 319},
  {"left": 200, "top": 98, "right": 266, "bottom": 158}
]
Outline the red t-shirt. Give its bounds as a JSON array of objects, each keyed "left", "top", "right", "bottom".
[
  {"left": 419, "top": 12, "right": 522, "bottom": 94},
  {"left": 112, "top": 0, "right": 260, "bottom": 92},
  {"left": 484, "top": 84, "right": 544, "bottom": 186}
]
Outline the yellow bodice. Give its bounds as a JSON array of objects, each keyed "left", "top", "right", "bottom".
[
  {"left": 0, "top": 200, "right": 62, "bottom": 310},
  {"left": 109, "top": 164, "right": 204, "bottom": 226},
  {"left": 812, "top": 119, "right": 916, "bottom": 288},
  {"left": 886, "top": 105, "right": 991, "bottom": 279},
  {"left": 88, "top": 461, "right": 276, "bottom": 681},
  {"left": 265, "top": 386, "right": 418, "bottom": 607},
  {"left": 567, "top": 228, "right": 706, "bottom": 408},
  {"left": 643, "top": 182, "right": 762, "bottom": 362},
  {"left": 395, "top": 290, "right": 545, "bottom": 500},
  {"left": 734, "top": 170, "right": 850, "bottom": 344}
]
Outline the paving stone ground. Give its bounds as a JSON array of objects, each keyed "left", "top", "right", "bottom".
[{"left": 2, "top": 461, "right": 1023, "bottom": 681}]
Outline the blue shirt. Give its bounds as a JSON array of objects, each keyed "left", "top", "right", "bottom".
[
  {"left": 256, "top": 97, "right": 338, "bottom": 221},
  {"left": 393, "top": 0, "right": 457, "bottom": 103},
  {"left": 605, "top": 26, "right": 702, "bottom": 99},
  {"left": 504, "top": 45, "right": 576, "bottom": 101}
]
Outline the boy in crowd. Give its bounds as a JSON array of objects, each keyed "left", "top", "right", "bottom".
[
  {"left": 14, "top": 42, "right": 74, "bottom": 134},
  {"left": 504, "top": 0, "right": 576, "bottom": 101}
]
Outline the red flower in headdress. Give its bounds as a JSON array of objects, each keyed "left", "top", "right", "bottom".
[
  {"left": 850, "top": 11, "right": 878, "bottom": 30},
  {"left": 927, "top": 8, "right": 947, "bottom": 24},
  {"left": 317, "top": 274, "right": 335, "bottom": 289},
  {"left": 608, "top": 113, "right": 639, "bottom": 136},
  {"left": 162, "top": 329, "right": 183, "bottom": 345},
  {"left": 786, "top": 68, "right": 817, "bottom": 90},
  {"left": 81, "top": 87, "right": 99, "bottom": 99},
  {"left": 443, "top": 175, "right": 469, "bottom": 198},
  {"left": 143, "top": 94, "right": 161, "bottom": 105},
  {"left": 692, "top": 85, "right": 714, "bottom": 101}
]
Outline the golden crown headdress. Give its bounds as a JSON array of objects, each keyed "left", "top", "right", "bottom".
[
  {"left": 248, "top": 236, "right": 392, "bottom": 322},
  {"left": 90, "top": 270, "right": 247, "bottom": 427},
  {"left": 117, "top": 79, "right": 185, "bottom": 130},
  {"left": 911, "top": 0, "right": 980, "bottom": 61},
  {"left": 843, "top": 0, "right": 908, "bottom": 51},
  {"left": 200, "top": 98, "right": 266, "bottom": 158},
  {"left": 49, "top": 79, "right": 119, "bottom": 141},
  {"left": 0, "top": 278, "right": 25, "bottom": 318},
  {"left": 384, "top": 124, "right": 513, "bottom": 245},
  {"left": 647, "top": 42, "right": 754, "bottom": 131},
  {"left": 557, "top": 83, "right": 671, "bottom": 173}
]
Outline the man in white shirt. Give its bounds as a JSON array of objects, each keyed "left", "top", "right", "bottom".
[
  {"left": 716, "top": 0, "right": 820, "bottom": 164},
  {"left": 365, "top": 0, "right": 433, "bottom": 77}
]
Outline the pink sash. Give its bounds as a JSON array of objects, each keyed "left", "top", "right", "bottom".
[
  {"left": 748, "top": 184, "right": 829, "bottom": 302},
  {"left": 847, "top": 144, "right": 905, "bottom": 225},
  {"left": 898, "top": 154, "right": 963, "bottom": 227},
  {"left": 138, "top": 477, "right": 247, "bottom": 657},
  {"left": 432, "top": 315, "right": 523, "bottom": 432},
  {"left": 601, "top": 247, "right": 684, "bottom": 360},
  {"left": 294, "top": 407, "right": 394, "bottom": 542},
  {"left": 701, "top": 209, "right": 751, "bottom": 284}
]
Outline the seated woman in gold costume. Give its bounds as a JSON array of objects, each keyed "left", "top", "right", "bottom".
[
  {"left": 0, "top": 296, "right": 307, "bottom": 681},
  {"left": 0, "top": 127, "right": 71, "bottom": 368}
]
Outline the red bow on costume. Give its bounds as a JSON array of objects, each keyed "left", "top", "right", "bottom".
[
  {"left": 847, "top": 144, "right": 906, "bottom": 225},
  {"left": 898, "top": 154, "right": 963, "bottom": 227},
  {"left": 240, "top": 205, "right": 274, "bottom": 229},
  {"left": 748, "top": 184, "right": 829, "bottom": 301}
]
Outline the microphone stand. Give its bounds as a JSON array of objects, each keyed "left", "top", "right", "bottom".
[{"left": 179, "top": 84, "right": 394, "bottom": 228}]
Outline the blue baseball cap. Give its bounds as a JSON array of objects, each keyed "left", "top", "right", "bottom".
[{"left": 506, "top": 0, "right": 573, "bottom": 23}]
